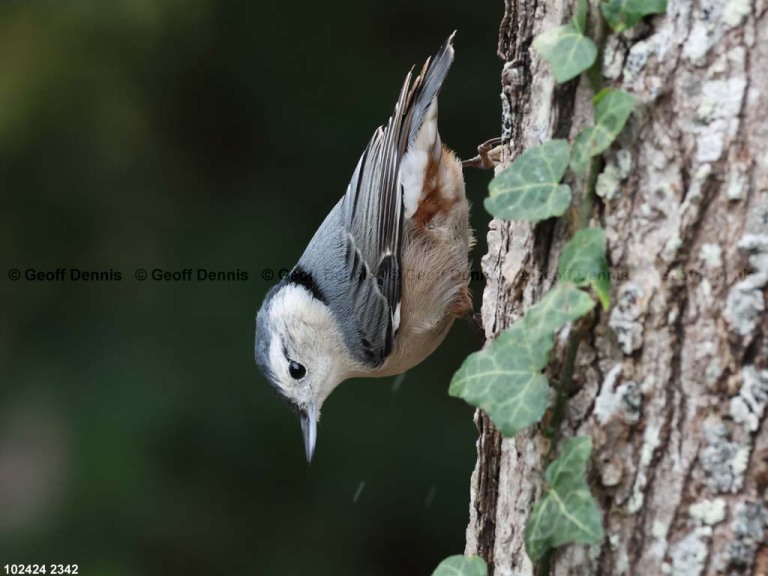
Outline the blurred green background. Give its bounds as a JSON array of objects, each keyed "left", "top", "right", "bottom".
[{"left": 0, "top": 0, "right": 501, "bottom": 574}]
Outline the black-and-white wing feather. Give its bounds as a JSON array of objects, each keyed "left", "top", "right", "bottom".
[{"left": 340, "top": 85, "right": 410, "bottom": 335}]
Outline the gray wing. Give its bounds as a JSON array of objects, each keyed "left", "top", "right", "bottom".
[{"left": 296, "top": 36, "right": 455, "bottom": 367}]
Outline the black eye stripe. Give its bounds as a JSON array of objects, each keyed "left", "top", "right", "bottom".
[{"left": 289, "top": 360, "right": 306, "bottom": 380}]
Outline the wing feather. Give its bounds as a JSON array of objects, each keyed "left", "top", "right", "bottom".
[{"left": 300, "top": 36, "right": 455, "bottom": 367}]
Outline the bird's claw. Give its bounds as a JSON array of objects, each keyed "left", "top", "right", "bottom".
[{"left": 462, "top": 137, "right": 503, "bottom": 170}]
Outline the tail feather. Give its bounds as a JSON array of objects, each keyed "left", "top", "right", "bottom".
[
  {"left": 405, "top": 32, "right": 455, "bottom": 147},
  {"left": 399, "top": 34, "right": 456, "bottom": 221}
]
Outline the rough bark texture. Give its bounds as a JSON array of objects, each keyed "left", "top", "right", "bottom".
[{"left": 465, "top": 0, "right": 768, "bottom": 574}]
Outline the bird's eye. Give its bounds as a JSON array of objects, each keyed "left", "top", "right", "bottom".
[{"left": 288, "top": 360, "right": 306, "bottom": 380}]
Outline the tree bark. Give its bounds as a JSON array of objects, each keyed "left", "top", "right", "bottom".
[{"left": 464, "top": 1, "right": 768, "bottom": 574}]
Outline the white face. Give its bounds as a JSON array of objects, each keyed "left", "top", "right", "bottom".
[{"left": 259, "top": 284, "right": 352, "bottom": 413}]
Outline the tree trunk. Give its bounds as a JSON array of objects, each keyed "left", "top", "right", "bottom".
[{"left": 464, "top": 0, "right": 768, "bottom": 574}]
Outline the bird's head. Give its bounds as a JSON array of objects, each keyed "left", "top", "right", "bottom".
[{"left": 255, "top": 281, "right": 352, "bottom": 462}]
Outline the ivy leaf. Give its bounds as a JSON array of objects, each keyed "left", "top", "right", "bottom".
[
  {"left": 485, "top": 140, "right": 572, "bottom": 222},
  {"left": 522, "top": 284, "right": 597, "bottom": 367},
  {"left": 557, "top": 228, "right": 611, "bottom": 309},
  {"left": 569, "top": 130, "right": 595, "bottom": 175},
  {"left": 570, "top": 89, "right": 635, "bottom": 174},
  {"left": 432, "top": 555, "right": 488, "bottom": 576},
  {"left": 572, "top": 0, "right": 589, "bottom": 33},
  {"left": 449, "top": 322, "right": 549, "bottom": 437},
  {"left": 524, "top": 436, "right": 605, "bottom": 562},
  {"left": 601, "top": 0, "right": 667, "bottom": 32},
  {"left": 532, "top": 23, "right": 597, "bottom": 83},
  {"left": 449, "top": 285, "right": 594, "bottom": 437}
]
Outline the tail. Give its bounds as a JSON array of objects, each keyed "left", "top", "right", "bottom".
[
  {"left": 397, "top": 34, "right": 462, "bottom": 223},
  {"left": 404, "top": 32, "right": 455, "bottom": 147},
  {"left": 339, "top": 35, "right": 457, "bottom": 268}
]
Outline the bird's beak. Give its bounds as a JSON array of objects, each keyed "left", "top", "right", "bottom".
[{"left": 300, "top": 402, "right": 317, "bottom": 463}]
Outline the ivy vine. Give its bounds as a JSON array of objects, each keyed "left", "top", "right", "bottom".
[{"left": 434, "top": 0, "right": 667, "bottom": 572}]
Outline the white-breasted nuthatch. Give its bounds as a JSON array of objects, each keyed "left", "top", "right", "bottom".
[{"left": 255, "top": 34, "right": 472, "bottom": 461}]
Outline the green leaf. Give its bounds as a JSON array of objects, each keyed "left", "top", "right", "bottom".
[
  {"left": 522, "top": 284, "right": 597, "bottom": 366},
  {"left": 532, "top": 23, "right": 597, "bottom": 83},
  {"left": 449, "top": 322, "right": 549, "bottom": 437},
  {"left": 558, "top": 228, "right": 611, "bottom": 309},
  {"left": 569, "top": 130, "right": 594, "bottom": 175},
  {"left": 432, "top": 555, "right": 488, "bottom": 576},
  {"left": 572, "top": 0, "right": 589, "bottom": 33},
  {"left": 524, "top": 436, "right": 605, "bottom": 562},
  {"left": 570, "top": 89, "right": 635, "bottom": 174},
  {"left": 449, "top": 285, "right": 594, "bottom": 436},
  {"left": 485, "top": 140, "right": 572, "bottom": 222},
  {"left": 601, "top": 0, "right": 667, "bottom": 32}
]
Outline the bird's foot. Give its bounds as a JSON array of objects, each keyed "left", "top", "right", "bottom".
[{"left": 462, "top": 137, "right": 503, "bottom": 170}]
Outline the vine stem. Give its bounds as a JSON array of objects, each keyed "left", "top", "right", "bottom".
[
  {"left": 575, "top": 155, "right": 601, "bottom": 229},
  {"left": 547, "top": 323, "right": 588, "bottom": 451},
  {"left": 534, "top": 320, "right": 586, "bottom": 576}
]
